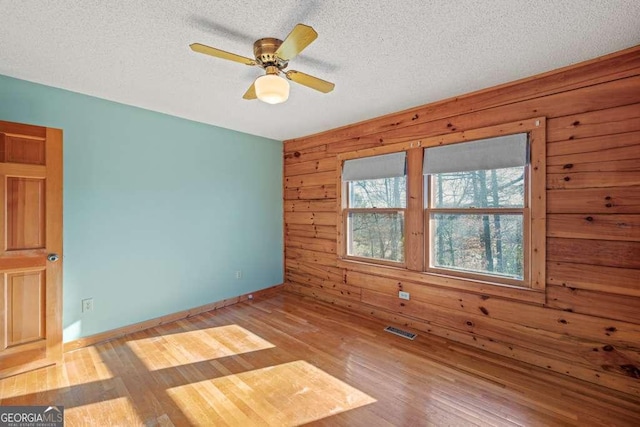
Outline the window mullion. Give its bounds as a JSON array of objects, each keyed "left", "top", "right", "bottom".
[{"left": 405, "top": 148, "right": 424, "bottom": 271}]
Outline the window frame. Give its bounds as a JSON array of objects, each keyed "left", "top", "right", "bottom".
[
  {"left": 336, "top": 118, "right": 546, "bottom": 303},
  {"left": 341, "top": 156, "right": 408, "bottom": 267},
  {"left": 424, "top": 172, "right": 529, "bottom": 287}
]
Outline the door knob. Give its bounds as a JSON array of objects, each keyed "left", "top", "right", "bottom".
[{"left": 47, "top": 253, "right": 60, "bottom": 262}]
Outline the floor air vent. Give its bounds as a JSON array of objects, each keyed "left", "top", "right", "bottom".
[{"left": 384, "top": 326, "right": 417, "bottom": 340}]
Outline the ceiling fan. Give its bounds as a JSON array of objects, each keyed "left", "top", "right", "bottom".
[{"left": 190, "top": 23, "right": 335, "bottom": 104}]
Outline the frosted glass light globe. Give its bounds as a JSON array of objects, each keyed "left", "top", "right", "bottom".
[{"left": 255, "top": 74, "right": 290, "bottom": 104}]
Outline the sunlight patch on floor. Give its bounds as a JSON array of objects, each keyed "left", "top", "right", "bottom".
[
  {"left": 166, "top": 360, "right": 376, "bottom": 426},
  {"left": 64, "top": 346, "right": 114, "bottom": 386},
  {"left": 126, "top": 324, "right": 274, "bottom": 370},
  {"left": 65, "top": 396, "right": 144, "bottom": 426},
  {"left": 0, "top": 347, "right": 115, "bottom": 403}
]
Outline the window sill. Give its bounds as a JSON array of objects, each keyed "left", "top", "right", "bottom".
[{"left": 337, "top": 257, "right": 545, "bottom": 305}]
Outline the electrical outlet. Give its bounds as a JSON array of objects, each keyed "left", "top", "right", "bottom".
[
  {"left": 235, "top": 270, "right": 242, "bottom": 279},
  {"left": 82, "top": 298, "right": 94, "bottom": 313},
  {"left": 398, "top": 291, "right": 410, "bottom": 300}
]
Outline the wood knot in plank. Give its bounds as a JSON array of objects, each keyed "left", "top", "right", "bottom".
[{"left": 620, "top": 365, "right": 640, "bottom": 379}]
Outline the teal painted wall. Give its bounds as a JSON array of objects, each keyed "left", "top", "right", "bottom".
[{"left": 0, "top": 75, "right": 283, "bottom": 342}]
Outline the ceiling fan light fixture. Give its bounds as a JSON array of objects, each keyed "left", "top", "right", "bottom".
[
  {"left": 190, "top": 24, "right": 333, "bottom": 102},
  {"left": 255, "top": 74, "right": 290, "bottom": 104}
]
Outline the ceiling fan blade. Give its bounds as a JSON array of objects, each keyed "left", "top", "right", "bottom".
[
  {"left": 243, "top": 82, "right": 257, "bottom": 100},
  {"left": 274, "top": 24, "right": 318, "bottom": 61},
  {"left": 190, "top": 43, "right": 255, "bottom": 66},
  {"left": 286, "top": 70, "right": 335, "bottom": 93}
]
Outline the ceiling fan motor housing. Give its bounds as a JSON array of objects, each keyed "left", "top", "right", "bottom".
[{"left": 253, "top": 38, "right": 288, "bottom": 69}]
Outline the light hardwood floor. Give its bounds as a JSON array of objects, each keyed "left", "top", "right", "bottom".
[{"left": 1, "top": 292, "right": 639, "bottom": 426}]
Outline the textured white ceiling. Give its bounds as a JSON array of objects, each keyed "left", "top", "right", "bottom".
[{"left": 1, "top": 1, "right": 639, "bottom": 141}]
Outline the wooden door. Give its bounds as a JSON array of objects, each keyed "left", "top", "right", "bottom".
[{"left": 0, "top": 120, "right": 63, "bottom": 378}]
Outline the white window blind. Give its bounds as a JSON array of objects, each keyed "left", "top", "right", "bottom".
[
  {"left": 342, "top": 152, "right": 406, "bottom": 181},
  {"left": 423, "top": 133, "right": 528, "bottom": 175}
]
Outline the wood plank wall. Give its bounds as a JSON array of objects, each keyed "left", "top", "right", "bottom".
[{"left": 282, "top": 46, "right": 640, "bottom": 397}]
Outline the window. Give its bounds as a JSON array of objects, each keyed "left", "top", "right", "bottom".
[
  {"left": 341, "top": 152, "right": 406, "bottom": 264},
  {"left": 337, "top": 118, "right": 546, "bottom": 298},
  {"left": 424, "top": 133, "right": 528, "bottom": 286}
]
